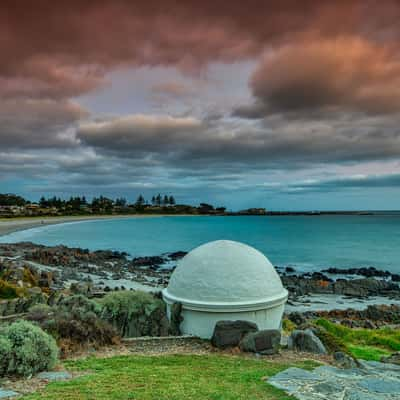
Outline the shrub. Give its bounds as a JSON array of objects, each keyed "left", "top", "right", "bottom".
[
  {"left": 0, "top": 320, "right": 58, "bottom": 377},
  {"left": 26, "top": 304, "right": 53, "bottom": 324},
  {"left": 0, "top": 336, "right": 11, "bottom": 375},
  {"left": 100, "top": 290, "right": 169, "bottom": 337},
  {"left": 0, "top": 279, "right": 21, "bottom": 299},
  {"left": 282, "top": 319, "right": 296, "bottom": 334},
  {"left": 58, "top": 294, "right": 100, "bottom": 314},
  {"left": 27, "top": 296, "right": 118, "bottom": 357}
]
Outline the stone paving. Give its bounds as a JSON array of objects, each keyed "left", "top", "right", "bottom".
[
  {"left": 268, "top": 360, "right": 400, "bottom": 399},
  {"left": 0, "top": 389, "right": 18, "bottom": 399}
]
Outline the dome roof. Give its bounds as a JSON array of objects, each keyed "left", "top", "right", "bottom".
[{"left": 163, "top": 240, "right": 288, "bottom": 311}]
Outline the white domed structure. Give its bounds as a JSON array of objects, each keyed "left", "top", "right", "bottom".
[{"left": 162, "top": 240, "right": 288, "bottom": 338}]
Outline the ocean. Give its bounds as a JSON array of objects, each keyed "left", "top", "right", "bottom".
[{"left": 1, "top": 214, "right": 400, "bottom": 273}]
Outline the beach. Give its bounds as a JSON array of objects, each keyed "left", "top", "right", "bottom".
[{"left": 0, "top": 214, "right": 160, "bottom": 237}]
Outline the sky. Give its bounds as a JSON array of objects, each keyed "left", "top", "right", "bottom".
[{"left": 1, "top": 0, "right": 400, "bottom": 210}]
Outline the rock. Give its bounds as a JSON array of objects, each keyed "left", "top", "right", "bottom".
[
  {"left": 37, "top": 371, "right": 73, "bottom": 381},
  {"left": 381, "top": 352, "right": 400, "bottom": 365},
  {"left": 288, "top": 312, "right": 307, "bottom": 326},
  {"left": 168, "top": 251, "right": 187, "bottom": 260},
  {"left": 211, "top": 320, "right": 258, "bottom": 349},
  {"left": 0, "top": 389, "right": 19, "bottom": 399},
  {"left": 239, "top": 329, "right": 281, "bottom": 355},
  {"left": 333, "top": 352, "right": 358, "bottom": 369},
  {"left": 288, "top": 329, "right": 327, "bottom": 354},
  {"left": 169, "top": 302, "right": 183, "bottom": 336}
]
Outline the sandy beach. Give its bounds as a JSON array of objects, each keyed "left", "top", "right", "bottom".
[{"left": 0, "top": 215, "right": 157, "bottom": 238}]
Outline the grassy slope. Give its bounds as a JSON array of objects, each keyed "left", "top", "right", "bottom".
[
  {"left": 316, "top": 318, "right": 400, "bottom": 361},
  {"left": 22, "top": 354, "right": 318, "bottom": 400}
]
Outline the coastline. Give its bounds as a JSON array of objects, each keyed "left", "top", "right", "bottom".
[{"left": 0, "top": 214, "right": 164, "bottom": 238}]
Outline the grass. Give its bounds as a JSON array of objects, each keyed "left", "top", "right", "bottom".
[
  {"left": 21, "top": 354, "right": 318, "bottom": 400},
  {"left": 315, "top": 318, "right": 400, "bottom": 360},
  {"left": 348, "top": 344, "right": 391, "bottom": 361}
]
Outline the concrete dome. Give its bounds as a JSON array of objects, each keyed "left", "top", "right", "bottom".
[{"left": 163, "top": 240, "right": 288, "bottom": 312}]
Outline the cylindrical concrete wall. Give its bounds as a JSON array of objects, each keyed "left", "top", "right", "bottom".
[{"left": 165, "top": 302, "right": 286, "bottom": 339}]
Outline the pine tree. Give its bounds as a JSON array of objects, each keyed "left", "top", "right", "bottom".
[
  {"left": 163, "top": 195, "right": 169, "bottom": 205},
  {"left": 169, "top": 195, "right": 176, "bottom": 205}
]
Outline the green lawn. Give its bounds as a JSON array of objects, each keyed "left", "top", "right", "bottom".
[{"left": 22, "top": 354, "right": 318, "bottom": 400}]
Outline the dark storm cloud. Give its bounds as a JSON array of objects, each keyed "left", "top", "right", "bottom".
[
  {"left": 235, "top": 37, "right": 400, "bottom": 118},
  {"left": 0, "top": 100, "right": 87, "bottom": 149},
  {"left": 2, "top": 1, "right": 400, "bottom": 100},
  {"left": 77, "top": 112, "right": 400, "bottom": 167}
]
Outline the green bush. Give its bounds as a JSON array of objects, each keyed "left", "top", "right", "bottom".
[
  {"left": 0, "top": 336, "right": 11, "bottom": 375},
  {"left": 0, "top": 320, "right": 58, "bottom": 377},
  {"left": 27, "top": 296, "right": 118, "bottom": 357},
  {"left": 100, "top": 290, "right": 169, "bottom": 337},
  {"left": 58, "top": 294, "right": 100, "bottom": 314},
  {"left": 0, "top": 279, "right": 21, "bottom": 299}
]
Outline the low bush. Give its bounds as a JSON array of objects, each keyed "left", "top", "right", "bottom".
[
  {"left": 100, "top": 290, "right": 169, "bottom": 337},
  {"left": 0, "top": 320, "right": 58, "bottom": 377},
  {"left": 0, "top": 336, "right": 11, "bottom": 375},
  {"left": 27, "top": 296, "right": 118, "bottom": 357},
  {"left": 0, "top": 279, "right": 22, "bottom": 299},
  {"left": 282, "top": 319, "right": 296, "bottom": 334}
]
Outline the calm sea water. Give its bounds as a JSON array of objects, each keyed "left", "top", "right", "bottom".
[{"left": 1, "top": 215, "right": 400, "bottom": 273}]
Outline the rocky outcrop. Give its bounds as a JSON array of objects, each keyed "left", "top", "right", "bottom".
[
  {"left": 333, "top": 351, "right": 359, "bottom": 369},
  {"left": 239, "top": 329, "right": 281, "bottom": 355},
  {"left": 288, "top": 329, "right": 327, "bottom": 354},
  {"left": 293, "top": 304, "right": 400, "bottom": 327},
  {"left": 381, "top": 352, "right": 400, "bottom": 365},
  {"left": 211, "top": 320, "right": 258, "bottom": 349},
  {"left": 282, "top": 275, "right": 399, "bottom": 298}
]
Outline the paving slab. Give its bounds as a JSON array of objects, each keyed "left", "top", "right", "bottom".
[
  {"left": 0, "top": 389, "right": 19, "bottom": 399},
  {"left": 268, "top": 361, "right": 400, "bottom": 399},
  {"left": 36, "top": 371, "right": 72, "bottom": 381}
]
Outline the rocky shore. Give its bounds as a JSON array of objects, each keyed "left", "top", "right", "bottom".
[{"left": 1, "top": 242, "right": 400, "bottom": 317}]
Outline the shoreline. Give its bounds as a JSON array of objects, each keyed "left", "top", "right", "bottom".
[{"left": 0, "top": 214, "right": 169, "bottom": 238}]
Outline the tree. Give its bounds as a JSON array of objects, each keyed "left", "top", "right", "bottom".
[
  {"left": 151, "top": 196, "right": 156, "bottom": 205},
  {"left": 136, "top": 194, "right": 145, "bottom": 206},
  {"left": 163, "top": 195, "right": 169, "bottom": 206},
  {"left": 169, "top": 195, "right": 176, "bottom": 205},
  {"left": 155, "top": 193, "right": 162, "bottom": 206}
]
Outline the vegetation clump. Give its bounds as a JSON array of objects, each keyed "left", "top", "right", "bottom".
[
  {"left": 100, "top": 290, "right": 169, "bottom": 337},
  {"left": 0, "top": 320, "right": 58, "bottom": 377},
  {"left": 314, "top": 318, "right": 400, "bottom": 360},
  {"left": 0, "top": 279, "right": 22, "bottom": 299},
  {"left": 27, "top": 295, "right": 118, "bottom": 357}
]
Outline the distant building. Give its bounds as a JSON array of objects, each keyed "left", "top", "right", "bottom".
[{"left": 238, "top": 208, "right": 267, "bottom": 215}]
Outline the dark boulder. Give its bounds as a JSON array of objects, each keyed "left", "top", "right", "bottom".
[
  {"left": 239, "top": 329, "right": 281, "bottom": 355},
  {"left": 211, "top": 320, "right": 258, "bottom": 349},
  {"left": 288, "top": 329, "right": 327, "bottom": 354},
  {"left": 333, "top": 351, "right": 359, "bottom": 369}
]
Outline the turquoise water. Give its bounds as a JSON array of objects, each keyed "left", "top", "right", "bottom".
[{"left": 1, "top": 215, "right": 400, "bottom": 272}]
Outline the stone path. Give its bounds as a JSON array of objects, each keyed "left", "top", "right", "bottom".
[{"left": 269, "top": 360, "right": 400, "bottom": 399}]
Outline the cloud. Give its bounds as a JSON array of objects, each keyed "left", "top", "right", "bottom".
[
  {"left": 2, "top": 1, "right": 400, "bottom": 100},
  {"left": 0, "top": 99, "right": 88, "bottom": 149},
  {"left": 235, "top": 37, "right": 400, "bottom": 117},
  {"left": 77, "top": 114, "right": 203, "bottom": 154},
  {"left": 283, "top": 173, "right": 400, "bottom": 193},
  {"left": 76, "top": 112, "right": 400, "bottom": 168}
]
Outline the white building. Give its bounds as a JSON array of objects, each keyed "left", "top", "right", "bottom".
[{"left": 163, "top": 240, "right": 288, "bottom": 339}]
